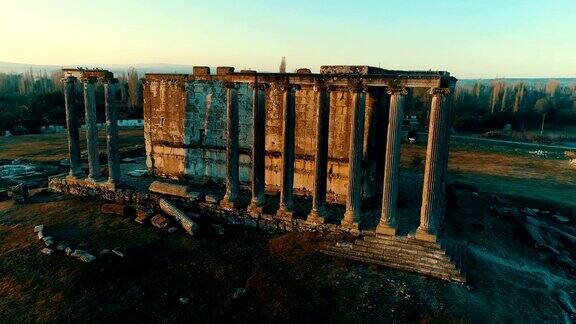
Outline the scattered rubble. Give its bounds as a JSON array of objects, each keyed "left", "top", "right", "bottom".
[
  {"left": 135, "top": 209, "right": 151, "bottom": 224},
  {"left": 205, "top": 195, "right": 218, "bottom": 204},
  {"left": 43, "top": 236, "right": 54, "bottom": 247},
  {"left": 159, "top": 198, "right": 198, "bottom": 236},
  {"left": 10, "top": 183, "right": 29, "bottom": 204},
  {"left": 232, "top": 288, "right": 245, "bottom": 299},
  {"left": 41, "top": 247, "right": 53, "bottom": 255},
  {"left": 71, "top": 249, "right": 97, "bottom": 263},
  {"left": 151, "top": 214, "right": 169, "bottom": 229},
  {"left": 112, "top": 248, "right": 125, "bottom": 258},
  {"left": 65, "top": 247, "right": 73, "bottom": 256}
]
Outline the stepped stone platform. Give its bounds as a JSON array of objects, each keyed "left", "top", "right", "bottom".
[{"left": 323, "top": 234, "right": 467, "bottom": 283}]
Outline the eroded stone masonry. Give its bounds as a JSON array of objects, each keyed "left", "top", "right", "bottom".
[{"left": 50, "top": 66, "right": 465, "bottom": 282}]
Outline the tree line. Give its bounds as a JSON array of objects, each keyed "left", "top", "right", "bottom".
[{"left": 0, "top": 68, "right": 143, "bottom": 134}]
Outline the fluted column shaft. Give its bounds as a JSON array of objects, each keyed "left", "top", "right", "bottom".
[
  {"left": 248, "top": 83, "right": 267, "bottom": 215},
  {"left": 83, "top": 77, "right": 101, "bottom": 181},
  {"left": 376, "top": 88, "right": 408, "bottom": 235},
  {"left": 104, "top": 79, "right": 120, "bottom": 185},
  {"left": 342, "top": 81, "right": 367, "bottom": 230},
  {"left": 416, "top": 88, "right": 451, "bottom": 242},
  {"left": 276, "top": 83, "right": 298, "bottom": 219},
  {"left": 64, "top": 76, "right": 82, "bottom": 178},
  {"left": 221, "top": 82, "right": 240, "bottom": 209},
  {"left": 307, "top": 83, "right": 331, "bottom": 223}
]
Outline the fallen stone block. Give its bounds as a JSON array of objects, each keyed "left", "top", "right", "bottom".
[
  {"left": 10, "top": 183, "right": 29, "bottom": 204},
  {"left": 205, "top": 195, "right": 218, "bottom": 204},
  {"left": 232, "top": 287, "right": 246, "bottom": 299},
  {"left": 41, "top": 247, "right": 53, "bottom": 255},
  {"left": 167, "top": 227, "right": 178, "bottom": 233},
  {"left": 159, "top": 198, "right": 198, "bottom": 236},
  {"left": 151, "top": 214, "right": 169, "bottom": 229},
  {"left": 179, "top": 297, "right": 190, "bottom": 304},
  {"left": 135, "top": 209, "right": 151, "bottom": 224},
  {"left": 56, "top": 242, "right": 68, "bottom": 252},
  {"left": 65, "top": 247, "right": 73, "bottom": 255},
  {"left": 71, "top": 249, "right": 97, "bottom": 263},
  {"left": 112, "top": 248, "right": 125, "bottom": 258},
  {"left": 34, "top": 225, "right": 44, "bottom": 233},
  {"left": 100, "top": 203, "right": 129, "bottom": 216},
  {"left": 43, "top": 236, "right": 54, "bottom": 247},
  {"left": 149, "top": 181, "right": 197, "bottom": 200},
  {"left": 552, "top": 214, "right": 570, "bottom": 224},
  {"left": 100, "top": 249, "right": 111, "bottom": 256},
  {"left": 37, "top": 231, "right": 45, "bottom": 240}
]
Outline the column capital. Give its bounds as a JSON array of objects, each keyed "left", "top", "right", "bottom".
[
  {"left": 250, "top": 82, "right": 269, "bottom": 90},
  {"left": 387, "top": 87, "right": 408, "bottom": 96},
  {"left": 347, "top": 79, "right": 367, "bottom": 93},
  {"left": 429, "top": 87, "right": 451, "bottom": 96},
  {"left": 223, "top": 81, "right": 238, "bottom": 89},
  {"left": 278, "top": 82, "right": 300, "bottom": 92},
  {"left": 313, "top": 79, "right": 336, "bottom": 92}
]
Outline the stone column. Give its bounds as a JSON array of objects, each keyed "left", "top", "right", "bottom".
[
  {"left": 221, "top": 81, "right": 240, "bottom": 210},
  {"left": 416, "top": 88, "right": 451, "bottom": 242},
  {"left": 376, "top": 87, "right": 408, "bottom": 235},
  {"left": 83, "top": 77, "right": 102, "bottom": 182},
  {"left": 276, "top": 82, "right": 299, "bottom": 220},
  {"left": 341, "top": 80, "right": 367, "bottom": 230},
  {"left": 104, "top": 78, "right": 120, "bottom": 186},
  {"left": 248, "top": 83, "right": 267, "bottom": 215},
  {"left": 63, "top": 76, "right": 82, "bottom": 178},
  {"left": 306, "top": 82, "right": 331, "bottom": 224}
]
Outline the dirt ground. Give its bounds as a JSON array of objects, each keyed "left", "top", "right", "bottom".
[
  {"left": 0, "top": 187, "right": 574, "bottom": 323},
  {"left": 1, "top": 130, "right": 575, "bottom": 323}
]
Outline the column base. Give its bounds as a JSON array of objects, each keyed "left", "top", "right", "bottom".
[
  {"left": 415, "top": 228, "right": 437, "bottom": 243},
  {"left": 306, "top": 207, "right": 326, "bottom": 224},
  {"left": 341, "top": 210, "right": 360, "bottom": 230},
  {"left": 276, "top": 204, "right": 294, "bottom": 220},
  {"left": 102, "top": 180, "right": 121, "bottom": 191},
  {"left": 375, "top": 223, "right": 396, "bottom": 236},
  {"left": 247, "top": 200, "right": 264, "bottom": 217},
  {"left": 219, "top": 195, "right": 238, "bottom": 210},
  {"left": 86, "top": 175, "right": 104, "bottom": 185}
]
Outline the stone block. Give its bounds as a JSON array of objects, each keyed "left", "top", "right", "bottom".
[
  {"left": 149, "top": 181, "right": 197, "bottom": 200},
  {"left": 10, "top": 183, "right": 29, "bottom": 204},
  {"left": 216, "top": 66, "right": 234, "bottom": 75},
  {"left": 159, "top": 198, "right": 198, "bottom": 236},
  {"left": 193, "top": 66, "right": 210, "bottom": 76}
]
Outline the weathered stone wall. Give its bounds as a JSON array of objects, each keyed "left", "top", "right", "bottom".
[{"left": 144, "top": 78, "right": 385, "bottom": 201}]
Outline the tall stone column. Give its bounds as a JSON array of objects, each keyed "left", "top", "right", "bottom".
[
  {"left": 63, "top": 76, "right": 82, "bottom": 178},
  {"left": 104, "top": 79, "right": 120, "bottom": 186},
  {"left": 416, "top": 88, "right": 451, "bottom": 242},
  {"left": 342, "top": 80, "right": 367, "bottom": 230},
  {"left": 276, "top": 82, "right": 299, "bottom": 220},
  {"left": 248, "top": 83, "right": 267, "bottom": 215},
  {"left": 306, "top": 81, "right": 331, "bottom": 224},
  {"left": 83, "top": 77, "right": 102, "bottom": 182},
  {"left": 221, "top": 81, "right": 240, "bottom": 210},
  {"left": 376, "top": 87, "right": 408, "bottom": 235}
]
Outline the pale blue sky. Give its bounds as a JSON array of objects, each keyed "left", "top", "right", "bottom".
[{"left": 1, "top": 0, "right": 575, "bottom": 78}]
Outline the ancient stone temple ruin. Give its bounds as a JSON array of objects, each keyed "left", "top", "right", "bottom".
[{"left": 50, "top": 65, "right": 465, "bottom": 282}]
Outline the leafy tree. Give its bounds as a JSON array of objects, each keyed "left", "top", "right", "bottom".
[{"left": 534, "top": 98, "right": 554, "bottom": 135}]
